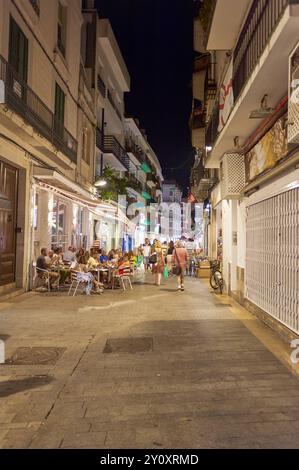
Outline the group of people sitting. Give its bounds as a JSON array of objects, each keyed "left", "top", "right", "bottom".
[{"left": 35, "top": 246, "right": 138, "bottom": 294}]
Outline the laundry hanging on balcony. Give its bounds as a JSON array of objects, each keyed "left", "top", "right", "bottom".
[{"left": 218, "top": 60, "right": 234, "bottom": 132}]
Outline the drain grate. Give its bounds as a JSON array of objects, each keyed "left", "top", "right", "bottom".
[
  {"left": 103, "top": 337, "right": 153, "bottom": 354},
  {"left": 6, "top": 347, "right": 66, "bottom": 365}
]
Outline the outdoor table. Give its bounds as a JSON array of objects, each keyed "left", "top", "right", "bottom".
[{"left": 91, "top": 267, "right": 109, "bottom": 283}]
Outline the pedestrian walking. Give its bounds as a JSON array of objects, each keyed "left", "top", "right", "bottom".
[
  {"left": 152, "top": 246, "right": 165, "bottom": 286},
  {"left": 166, "top": 240, "right": 175, "bottom": 272},
  {"left": 172, "top": 240, "right": 188, "bottom": 291},
  {"left": 142, "top": 238, "right": 151, "bottom": 270}
]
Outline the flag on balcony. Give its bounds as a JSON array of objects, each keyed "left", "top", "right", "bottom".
[{"left": 218, "top": 60, "right": 234, "bottom": 132}]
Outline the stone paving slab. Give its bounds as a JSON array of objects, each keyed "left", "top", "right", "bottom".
[{"left": 0, "top": 276, "right": 299, "bottom": 448}]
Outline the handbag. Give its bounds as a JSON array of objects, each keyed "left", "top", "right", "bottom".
[
  {"left": 163, "top": 265, "right": 169, "bottom": 279},
  {"left": 172, "top": 249, "right": 182, "bottom": 275},
  {"left": 149, "top": 253, "right": 157, "bottom": 264}
]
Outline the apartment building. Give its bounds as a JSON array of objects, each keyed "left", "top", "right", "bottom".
[
  {"left": 161, "top": 180, "right": 182, "bottom": 241},
  {"left": 198, "top": 0, "right": 299, "bottom": 338},
  {"left": 0, "top": 0, "right": 88, "bottom": 293},
  {"left": 82, "top": 1, "right": 164, "bottom": 248},
  {"left": 124, "top": 117, "right": 164, "bottom": 244},
  {"left": 0, "top": 0, "right": 164, "bottom": 293}
]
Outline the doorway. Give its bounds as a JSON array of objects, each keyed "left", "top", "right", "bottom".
[{"left": 0, "top": 160, "right": 18, "bottom": 286}]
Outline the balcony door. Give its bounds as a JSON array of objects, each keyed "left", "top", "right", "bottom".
[
  {"left": 0, "top": 161, "right": 18, "bottom": 286},
  {"left": 9, "top": 17, "right": 28, "bottom": 82},
  {"left": 54, "top": 83, "right": 65, "bottom": 139},
  {"left": 8, "top": 17, "right": 28, "bottom": 110}
]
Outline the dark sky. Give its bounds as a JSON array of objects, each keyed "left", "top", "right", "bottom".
[{"left": 95, "top": 0, "right": 194, "bottom": 194}]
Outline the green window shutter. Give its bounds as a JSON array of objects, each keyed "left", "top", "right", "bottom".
[
  {"left": 55, "top": 83, "right": 65, "bottom": 124},
  {"left": 9, "top": 17, "right": 28, "bottom": 82}
]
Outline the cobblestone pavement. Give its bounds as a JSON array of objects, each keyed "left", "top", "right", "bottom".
[{"left": 0, "top": 276, "right": 299, "bottom": 449}]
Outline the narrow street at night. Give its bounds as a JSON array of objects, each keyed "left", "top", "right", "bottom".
[
  {"left": 1, "top": 0, "right": 299, "bottom": 459},
  {"left": 0, "top": 277, "right": 299, "bottom": 449}
]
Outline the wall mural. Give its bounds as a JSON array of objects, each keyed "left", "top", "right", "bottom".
[{"left": 247, "top": 116, "right": 288, "bottom": 182}]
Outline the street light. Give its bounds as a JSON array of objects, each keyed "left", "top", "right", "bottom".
[{"left": 94, "top": 178, "right": 107, "bottom": 188}]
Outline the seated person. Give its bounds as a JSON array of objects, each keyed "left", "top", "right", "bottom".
[
  {"left": 86, "top": 249, "right": 100, "bottom": 270},
  {"left": 100, "top": 250, "right": 109, "bottom": 265},
  {"left": 118, "top": 254, "right": 131, "bottom": 270},
  {"left": 76, "top": 248, "right": 88, "bottom": 266},
  {"left": 63, "top": 246, "right": 76, "bottom": 264},
  {"left": 51, "top": 247, "right": 64, "bottom": 267},
  {"left": 36, "top": 248, "right": 60, "bottom": 288},
  {"left": 45, "top": 250, "right": 54, "bottom": 265},
  {"left": 128, "top": 250, "right": 137, "bottom": 267}
]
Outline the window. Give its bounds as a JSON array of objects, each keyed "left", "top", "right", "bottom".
[
  {"left": 9, "top": 17, "right": 28, "bottom": 82},
  {"left": 54, "top": 83, "right": 65, "bottom": 133},
  {"left": 51, "top": 197, "right": 67, "bottom": 250},
  {"left": 57, "top": 2, "right": 67, "bottom": 57},
  {"left": 82, "top": 126, "right": 90, "bottom": 165},
  {"left": 33, "top": 193, "right": 38, "bottom": 229}
]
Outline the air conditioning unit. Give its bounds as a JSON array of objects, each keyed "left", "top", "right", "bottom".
[
  {"left": 220, "top": 153, "right": 245, "bottom": 200},
  {"left": 288, "top": 41, "right": 299, "bottom": 144}
]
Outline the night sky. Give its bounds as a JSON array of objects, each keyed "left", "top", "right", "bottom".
[{"left": 96, "top": 0, "right": 195, "bottom": 194}]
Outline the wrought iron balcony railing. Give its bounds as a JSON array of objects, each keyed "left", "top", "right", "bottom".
[
  {"left": 97, "top": 74, "right": 106, "bottom": 98},
  {"left": 103, "top": 135, "right": 130, "bottom": 170},
  {"left": 0, "top": 55, "right": 77, "bottom": 163},
  {"left": 205, "top": 0, "right": 298, "bottom": 150},
  {"left": 233, "top": 0, "right": 292, "bottom": 101},
  {"left": 125, "top": 138, "right": 154, "bottom": 172}
]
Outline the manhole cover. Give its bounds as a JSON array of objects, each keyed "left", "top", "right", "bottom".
[
  {"left": 103, "top": 337, "right": 153, "bottom": 354},
  {"left": 6, "top": 347, "right": 66, "bottom": 365}
]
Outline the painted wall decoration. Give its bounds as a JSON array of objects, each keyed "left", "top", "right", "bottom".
[{"left": 247, "top": 116, "right": 288, "bottom": 182}]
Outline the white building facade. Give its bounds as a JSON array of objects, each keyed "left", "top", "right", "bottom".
[
  {"left": 198, "top": 0, "right": 299, "bottom": 338},
  {"left": 0, "top": 0, "right": 164, "bottom": 294}
]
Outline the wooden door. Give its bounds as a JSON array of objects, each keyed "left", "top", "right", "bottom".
[{"left": 0, "top": 161, "right": 18, "bottom": 286}]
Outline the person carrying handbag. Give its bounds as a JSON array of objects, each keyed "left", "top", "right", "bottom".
[{"left": 172, "top": 240, "right": 188, "bottom": 291}]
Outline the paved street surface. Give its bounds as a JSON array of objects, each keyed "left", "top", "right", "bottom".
[{"left": 0, "top": 276, "right": 299, "bottom": 449}]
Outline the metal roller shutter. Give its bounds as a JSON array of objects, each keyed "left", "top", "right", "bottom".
[{"left": 246, "top": 188, "right": 299, "bottom": 334}]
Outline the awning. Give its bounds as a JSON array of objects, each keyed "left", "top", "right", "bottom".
[{"left": 33, "top": 167, "right": 132, "bottom": 224}]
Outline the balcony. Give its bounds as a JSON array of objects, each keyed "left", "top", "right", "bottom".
[
  {"left": 97, "top": 74, "right": 106, "bottom": 98},
  {"left": 107, "top": 90, "right": 122, "bottom": 120},
  {"left": 193, "top": 55, "right": 210, "bottom": 103},
  {"left": 205, "top": 0, "right": 299, "bottom": 167},
  {"left": 127, "top": 173, "right": 143, "bottom": 194},
  {"left": 103, "top": 135, "right": 129, "bottom": 171},
  {"left": 0, "top": 55, "right": 77, "bottom": 163},
  {"left": 125, "top": 138, "right": 154, "bottom": 171},
  {"left": 206, "top": 0, "right": 251, "bottom": 50}
]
